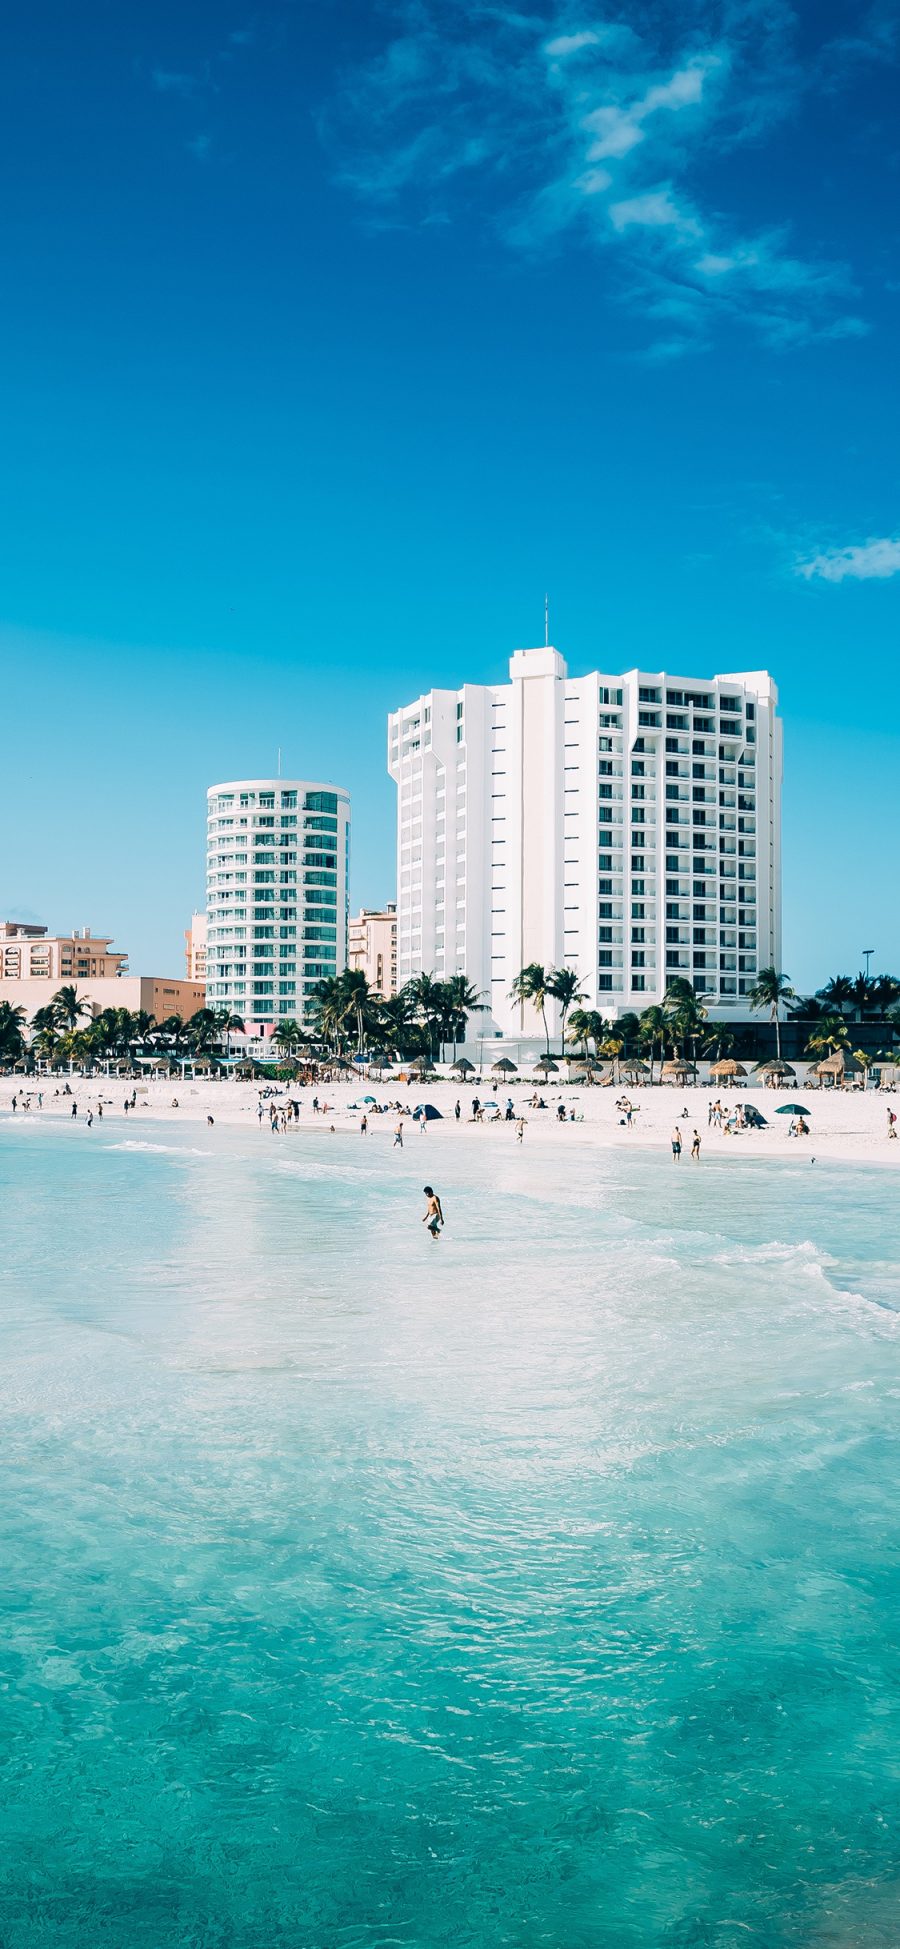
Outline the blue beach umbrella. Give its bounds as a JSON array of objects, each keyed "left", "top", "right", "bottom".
[{"left": 775, "top": 1103, "right": 811, "bottom": 1115}]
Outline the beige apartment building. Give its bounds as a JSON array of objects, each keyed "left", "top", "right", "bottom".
[
  {"left": 0, "top": 921, "right": 204, "bottom": 1024},
  {"left": 348, "top": 903, "right": 398, "bottom": 997},
  {"left": 185, "top": 911, "right": 208, "bottom": 981},
  {"left": 1, "top": 923, "right": 128, "bottom": 982}
]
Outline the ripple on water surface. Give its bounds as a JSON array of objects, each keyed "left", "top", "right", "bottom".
[{"left": 1, "top": 1122, "right": 899, "bottom": 1948}]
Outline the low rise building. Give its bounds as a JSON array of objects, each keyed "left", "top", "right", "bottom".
[
  {"left": 0, "top": 922, "right": 204, "bottom": 1027},
  {"left": 0, "top": 974, "right": 206, "bottom": 1024},
  {"left": 348, "top": 903, "right": 397, "bottom": 997},
  {"left": 1, "top": 923, "right": 128, "bottom": 982}
]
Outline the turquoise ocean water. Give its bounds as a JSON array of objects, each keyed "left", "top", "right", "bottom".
[{"left": 1, "top": 1116, "right": 899, "bottom": 1947}]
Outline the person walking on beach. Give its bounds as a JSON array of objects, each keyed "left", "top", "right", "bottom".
[
  {"left": 671, "top": 1125, "right": 682, "bottom": 1161},
  {"left": 691, "top": 1129, "right": 701, "bottom": 1162},
  {"left": 360, "top": 1114, "right": 368, "bottom": 1136},
  {"left": 71, "top": 1101, "right": 78, "bottom": 1119},
  {"left": 888, "top": 1108, "right": 897, "bottom": 1140},
  {"left": 393, "top": 1120, "right": 404, "bottom": 1148},
  {"left": 516, "top": 1116, "right": 526, "bottom": 1143},
  {"left": 454, "top": 1100, "right": 461, "bottom": 1121},
  {"left": 422, "top": 1185, "right": 444, "bottom": 1241}
]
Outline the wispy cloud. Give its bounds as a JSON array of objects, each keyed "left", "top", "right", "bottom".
[
  {"left": 797, "top": 537, "right": 900, "bottom": 582},
  {"left": 152, "top": 67, "right": 198, "bottom": 97},
  {"left": 325, "top": 1, "right": 876, "bottom": 355}
]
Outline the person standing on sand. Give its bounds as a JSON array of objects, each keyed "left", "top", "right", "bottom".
[
  {"left": 671, "top": 1126, "right": 682, "bottom": 1161},
  {"left": 422, "top": 1185, "right": 444, "bottom": 1240},
  {"left": 360, "top": 1115, "right": 368, "bottom": 1136},
  {"left": 887, "top": 1109, "right": 897, "bottom": 1140},
  {"left": 71, "top": 1102, "right": 77, "bottom": 1119},
  {"left": 516, "top": 1117, "right": 526, "bottom": 1144},
  {"left": 393, "top": 1120, "right": 404, "bottom": 1147},
  {"left": 691, "top": 1129, "right": 701, "bottom": 1162},
  {"left": 454, "top": 1100, "right": 461, "bottom": 1121}
]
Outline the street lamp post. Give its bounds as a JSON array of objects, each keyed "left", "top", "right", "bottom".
[{"left": 863, "top": 948, "right": 874, "bottom": 981}]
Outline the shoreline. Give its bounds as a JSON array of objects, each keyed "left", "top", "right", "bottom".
[{"left": 2, "top": 1076, "right": 899, "bottom": 1173}]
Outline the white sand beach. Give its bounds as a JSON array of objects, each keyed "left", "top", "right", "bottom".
[{"left": 3, "top": 1072, "right": 899, "bottom": 1170}]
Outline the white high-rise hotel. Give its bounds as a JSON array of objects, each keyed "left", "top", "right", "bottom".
[
  {"left": 388, "top": 646, "right": 781, "bottom": 1041},
  {"left": 205, "top": 778, "right": 350, "bottom": 1033}
]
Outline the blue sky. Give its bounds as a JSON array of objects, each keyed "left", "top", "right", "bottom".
[{"left": 2, "top": 0, "right": 898, "bottom": 991}]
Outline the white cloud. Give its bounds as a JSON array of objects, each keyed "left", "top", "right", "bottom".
[
  {"left": 797, "top": 537, "right": 900, "bottom": 582},
  {"left": 545, "top": 31, "right": 601, "bottom": 58},
  {"left": 610, "top": 187, "right": 701, "bottom": 235},
  {"left": 326, "top": 2, "right": 868, "bottom": 354}
]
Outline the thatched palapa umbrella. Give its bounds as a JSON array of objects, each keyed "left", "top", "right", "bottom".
[
  {"left": 813, "top": 1049, "right": 862, "bottom": 1084},
  {"left": 709, "top": 1059, "right": 747, "bottom": 1080},
  {"left": 451, "top": 1057, "right": 475, "bottom": 1075},
  {"left": 533, "top": 1055, "right": 559, "bottom": 1074},
  {"left": 661, "top": 1059, "right": 689, "bottom": 1083},
  {"left": 492, "top": 1057, "right": 518, "bottom": 1076}
]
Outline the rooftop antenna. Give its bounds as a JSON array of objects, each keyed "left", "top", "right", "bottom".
[
  {"left": 277, "top": 746, "right": 282, "bottom": 778},
  {"left": 544, "top": 593, "right": 549, "bottom": 647}
]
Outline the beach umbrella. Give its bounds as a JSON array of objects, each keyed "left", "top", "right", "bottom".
[
  {"left": 709, "top": 1058, "right": 747, "bottom": 1079},
  {"left": 414, "top": 1102, "right": 443, "bottom": 1120},
  {"left": 406, "top": 1055, "right": 429, "bottom": 1073},
  {"left": 533, "top": 1056, "right": 559, "bottom": 1073},
  {"left": 753, "top": 1058, "right": 795, "bottom": 1077},
  {"left": 813, "top": 1050, "right": 861, "bottom": 1081},
  {"left": 362, "top": 1095, "right": 377, "bottom": 1103},
  {"left": 492, "top": 1057, "right": 518, "bottom": 1074},
  {"left": 661, "top": 1059, "right": 689, "bottom": 1081},
  {"left": 623, "top": 1058, "right": 649, "bottom": 1075},
  {"left": 775, "top": 1103, "right": 812, "bottom": 1115},
  {"left": 451, "top": 1057, "right": 475, "bottom": 1074}
]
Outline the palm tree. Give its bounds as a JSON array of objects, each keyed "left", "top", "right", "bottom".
[
  {"left": 441, "top": 974, "right": 484, "bottom": 1061},
  {"left": 747, "top": 967, "right": 795, "bottom": 1061},
  {"left": 31, "top": 1006, "right": 61, "bottom": 1067},
  {"left": 701, "top": 1025, "right": 735, "bottom": 1063},
  {"left": 213, "top": 1007, "right": 244, "bottom": 1061},
  {"left": 566, "top": 1008, "right": 593, "bottom": 1060},
  {"left": 663, "top": 977, "right": 708, "bottom": 1075},
  {"left": 615, "top": 1011, "right": 641, "bottom": 1058},
  {"left": 637, "top": 1004, "right": 668, "bottom": 1083},
  {"left": 155, "top": 1014, "right": 188, "bottom": 1061},
  {"left": 599, "top": 1033, "right": 625, "bottom": 1084},
  {"left": 509, "top": 963, "right": 551, "bottom": 1055},
  {"left": 848, "top": 973, "right": 875, "bottom": 1021},
  {"left": 872, "top": 973, "right": 900, "bottom": 1014},
  {"left": 817, "top": 975, "right": 854, "bottom": 1018},
  {"left": 307, "top": 976, "right": 348, "bottom": 1054},
  {"left": 184, "top": 1008, "right": 223, "bottom": 1057},
  {"left": 406, "top": 972, "right": 447, "bottom": 1065},
  {"left": 376, "top": 989, "right": 420, "bottom": 1062},
  {"left": 788, "top": 993, "right": 825, "bottom": 1022},
  {"left": 273, "top": 1018, "right": 303, "bottom": 1056},
  {"left": 805, "top": 1013, "right": 851, "bottom": 1060},
  {"left": 0, "top": 1002, "right": 26, "bottom": 1066},
  {"left": 51, "top": 984, "right": 93, "bottom": 1035},
  {"left": 547, "top": 967, "right": 586, "bottom": 1057}
]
